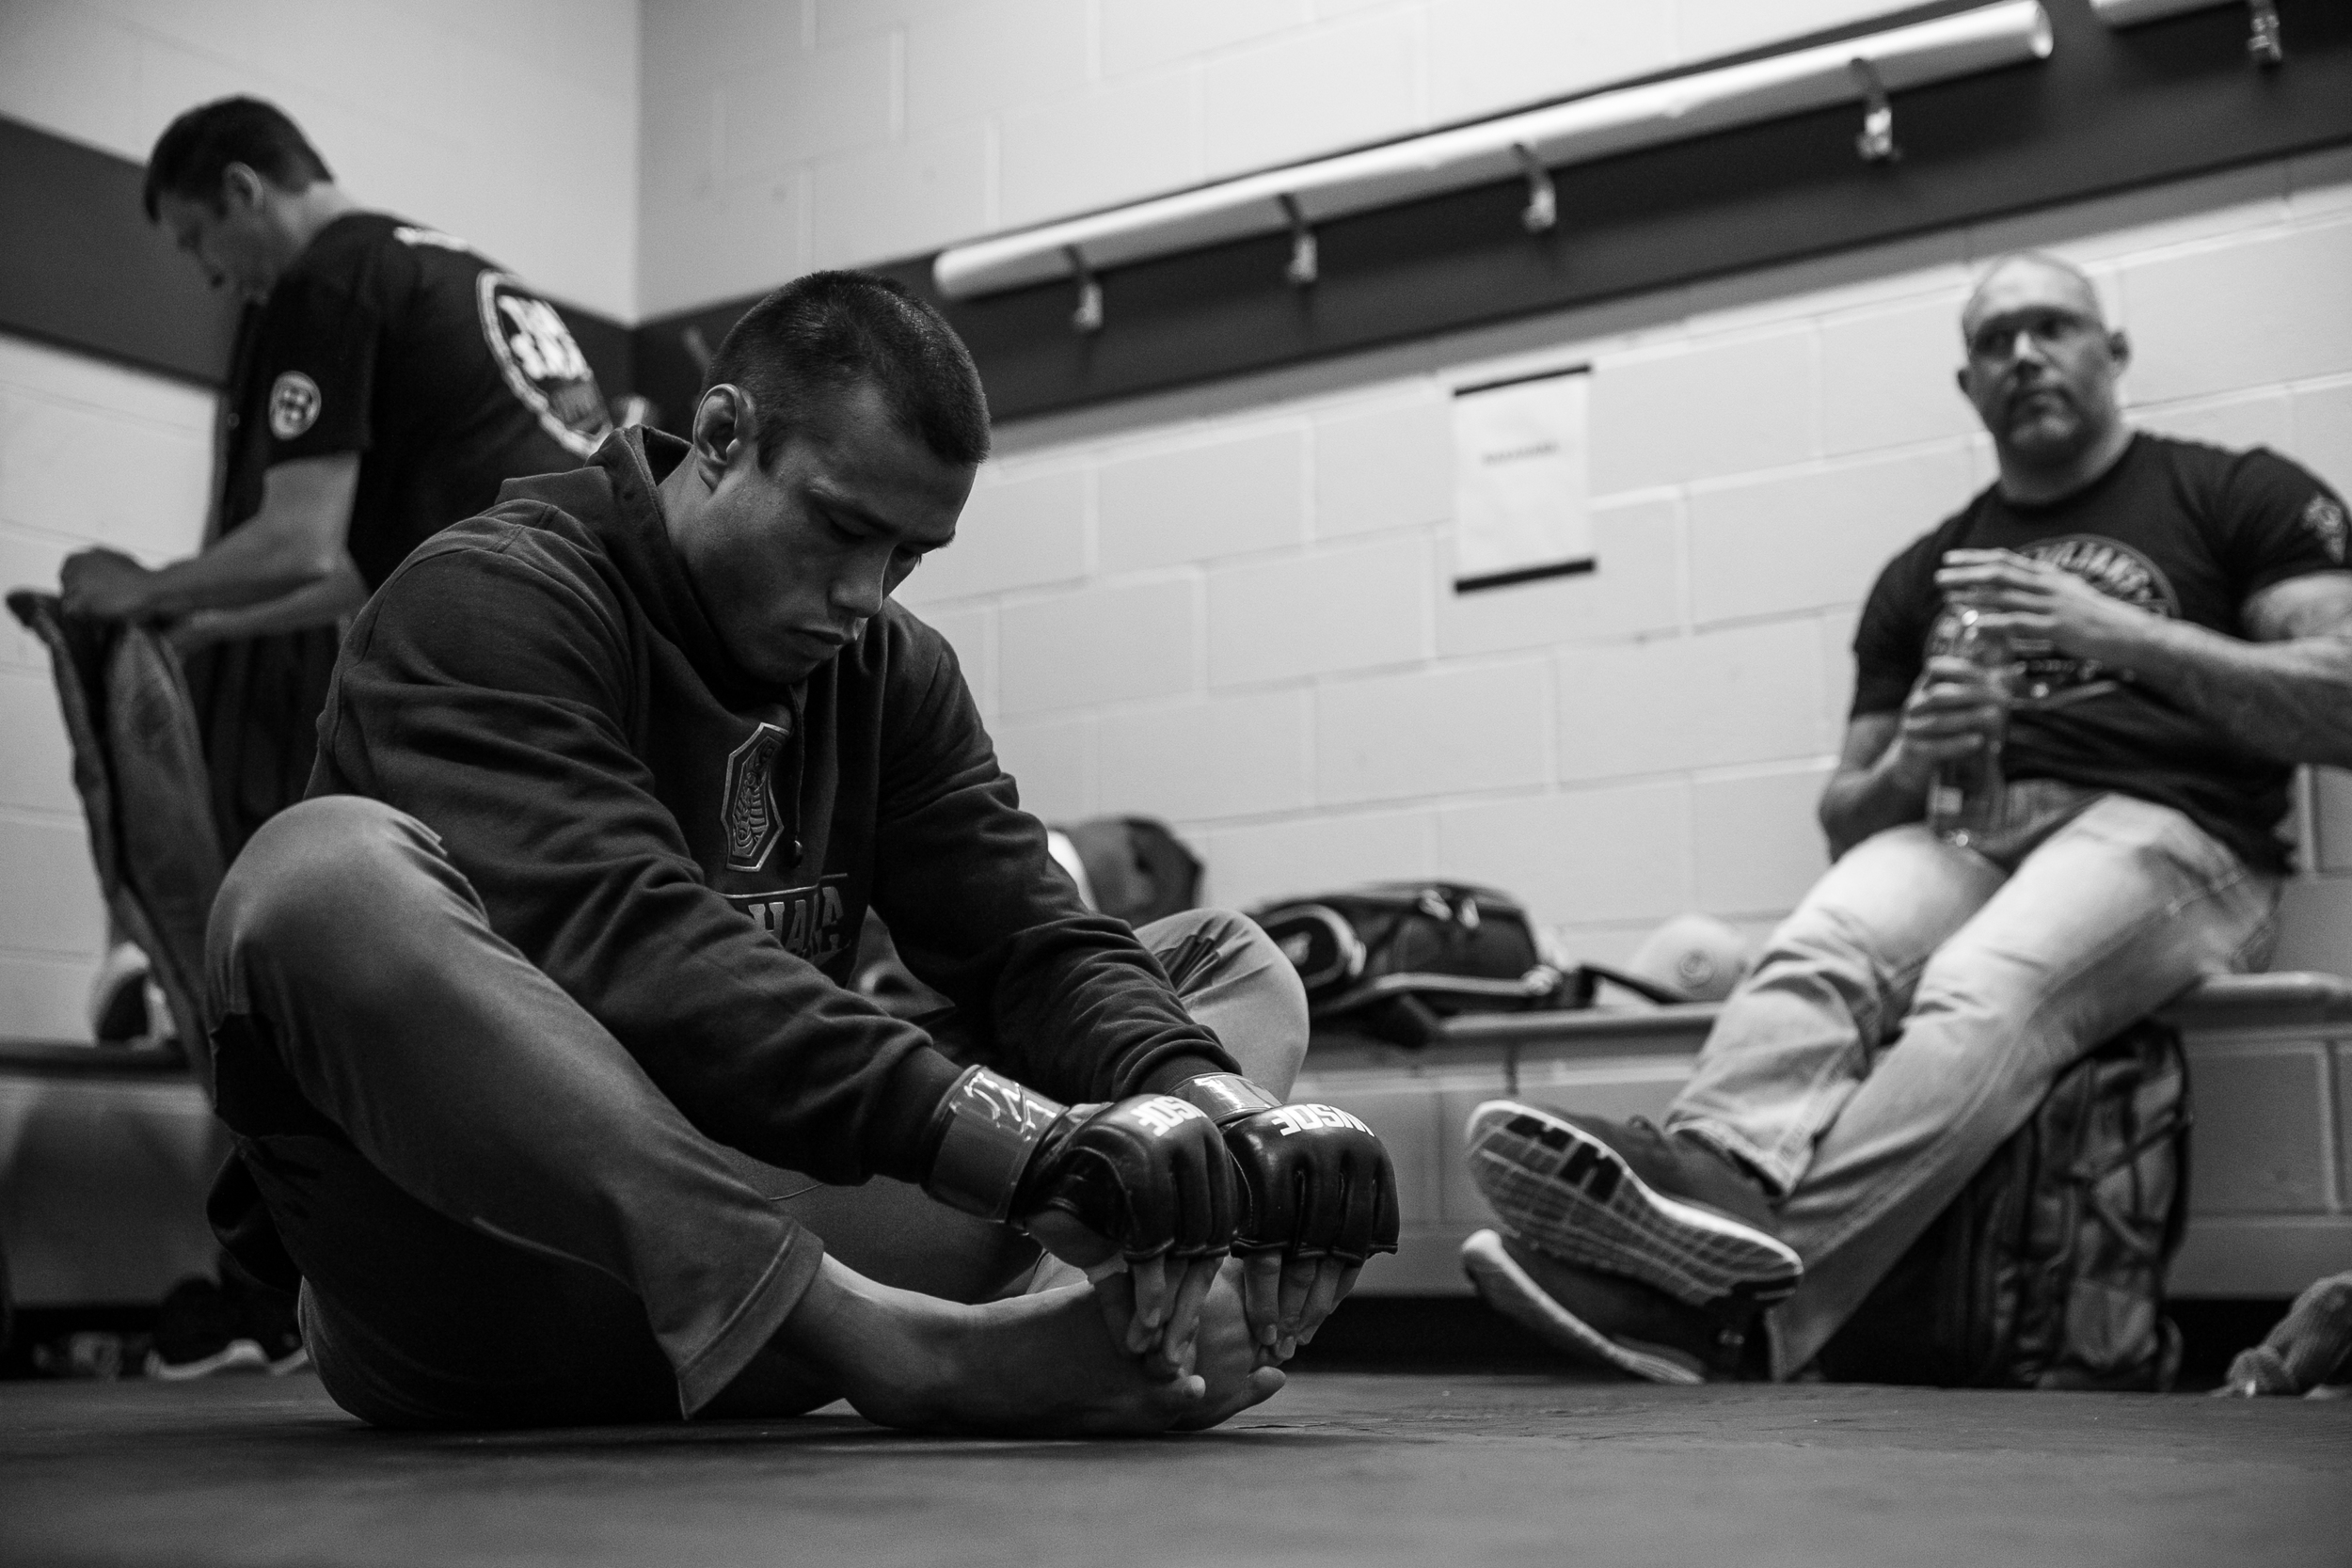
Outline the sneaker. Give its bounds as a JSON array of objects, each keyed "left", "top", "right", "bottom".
[
  {"left": 145, "top": 1276, "right": 269, "bottom": 1381},
  {"left": 2217, "top": 1271, "right": 2352, "bottom": 1398},
  {"left": 1466, "top": 1101, "right": 1801, "bottom": 1307},
  {"left": 1462, "top": 1228, "right": 1758, "bottom": 1384}
]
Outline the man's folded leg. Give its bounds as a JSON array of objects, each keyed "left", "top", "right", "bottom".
[
  {"left": 1136, "top": 906, "right": 1310, "bottom": 1099},
  {"left": 1665, "top": 823, "right": 2005, "bottom": 1196},
  {"left": 1763, "top": 794, "right": 2280, "bottom": 1378},
  {"left": 207, "top": 795, "right": 825, "bottom": 1425}
]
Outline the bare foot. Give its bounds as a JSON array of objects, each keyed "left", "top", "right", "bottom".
[
  {"left": 762, "top": 1256, "right": 1283, "bottom": 1437},
  {"left": 919, "top": 1274, "right": 1281, "bottom": 1436}
]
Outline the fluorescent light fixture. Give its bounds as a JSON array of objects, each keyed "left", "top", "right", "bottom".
[{"left": 933, "top": 1, "right": 2056, "bottom": 306}]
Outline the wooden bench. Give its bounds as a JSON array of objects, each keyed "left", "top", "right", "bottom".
[
  {"left": 4, "top": 972, "right": 2348, "bottom": 1310},
  {"left": 1294, "top": 971, "right": 2352, "bottom": 1299}
]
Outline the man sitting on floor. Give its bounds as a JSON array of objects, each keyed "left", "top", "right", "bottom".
[
  {"left": 1460, "top": 252, "right": 2352, "bottom": 1382},
  {"left": 205, "top": 272, "right": 1397, "bottom": 1432}
]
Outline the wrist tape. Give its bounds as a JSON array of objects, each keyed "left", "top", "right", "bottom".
[
  {"left": 922, "top": 1065, "right": 1068, "bottom": 1224},
  {"left": 1174, "top": 1071, "right": 1282, "bottom": 1126}
]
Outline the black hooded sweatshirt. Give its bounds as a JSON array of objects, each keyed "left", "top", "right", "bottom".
[{"left": 307, "top": 426, "right": 1234, "bottom": 1184}]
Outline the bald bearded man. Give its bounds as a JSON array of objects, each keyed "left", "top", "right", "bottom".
[{"left": 1463, "top": 253, "right": 2352, "bottom": 1384}]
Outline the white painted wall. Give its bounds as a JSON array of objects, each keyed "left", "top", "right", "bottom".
[
  {"left": 0, "top": 0, "right": 641, "bottom": 320},
  {"left": 0, "top": 0, "right": 640, "bottom": 1038},
  {"left": 900, "top": 150, "right": 2352, "bottom": 974},
  {"left": 636, "top": 0, "right": 1921, "bottom": 315},
  {"left": 0, "top": 335, "right": 215, "bottom": 1038}
]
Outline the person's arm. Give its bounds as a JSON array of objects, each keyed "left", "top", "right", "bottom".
[
  {"left": 60, "top": 454, "right": 361, "bottom": 621},
  {"left": 865, "top": 623, "right": 1251, "bottom": 1359},
  {"left": 867, "top": 622, "right": 1237, "bottom": 1105},
  {"left": 1935, "top": 551, "right": 2352, "bottom": 768},
  {"left": 1819, "top": 654, "right": 2009, "bottom": 860},
  {"left": 167, "top": 555, "right": 369, "bottom": 651}
]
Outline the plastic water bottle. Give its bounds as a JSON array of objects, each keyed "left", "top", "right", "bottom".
[{"left": 1926, "top": 608, "right": 2013, "bottom": 849}]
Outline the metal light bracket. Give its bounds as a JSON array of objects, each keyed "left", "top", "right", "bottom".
[
  {"left": 1849, "top": 56, "right": 1900, "bottom": 164},
  {"left": 1512, "top": 143, "right": 1558, "bottom": 233},
  {"left": 2248, "top": 0, "right": 2283, "bottom": 67},
  {"left": 1065, "top": 245, "right": 1103, "bottom": 334},
  {"left": 1279, "top": 195, "right": 1318, "bottom": 288}
]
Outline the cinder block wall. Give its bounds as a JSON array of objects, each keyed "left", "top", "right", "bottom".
[
  {"left": 0, "top": 337, "right": 213, "bottom": 1037},
  {"left": 636, "top": 0, "right": 1923, "bottom": 315},
  {"left": 897, "top": 153, "right": 2352, "bottom": 971},
  {"left": 0, "top": 0, "right": 643, "bottom": 1039},
  {"left": 0, "top": 0, "right": 642, "bottom": 318}
]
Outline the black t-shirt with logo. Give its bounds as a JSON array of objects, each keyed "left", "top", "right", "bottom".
[
  {"left": 1852, "top": 433, "right": 2351, "bottom": 873},
  {"left": 190, "top": 214, "right": 612, "bottom": 855},
  {"left": 217, "top": 212, "right": 612, "bottom": 588}
]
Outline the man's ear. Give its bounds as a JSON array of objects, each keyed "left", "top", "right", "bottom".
[
  {"left": 2106, "top": 328, "right": 2132, "bottom": 371},
  {"left": 219, "top": 162, "right": 266, "bottom": 214},
  {"left": 691, "top": 385, "right": 756, "bottom": 481}
]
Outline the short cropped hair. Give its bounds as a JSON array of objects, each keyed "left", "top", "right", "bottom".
[
  {"left": 704, "top": 272, "right": 991, "bottom": 470},
  {"left": 144, "top": 98, "right": 333, "bottom": 221},
  {"left": 1961, "top": 251, "right": 2107, "bottom": 338}
]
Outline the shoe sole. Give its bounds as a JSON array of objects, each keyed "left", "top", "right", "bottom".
[
  {"left": 1460, "top": 1229, "right": 1704, "bottom": 1386},
  {"left": 145, "top": 1338, "right": 269, "bottom": 1381},
  {"left": 1466, "top": 1101, "right": 1802, "bottom": 1307}
]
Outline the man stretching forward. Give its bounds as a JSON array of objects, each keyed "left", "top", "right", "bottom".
[
  {"left": 1463, "top": 253, "right": 2352, "bottom": 1382},
  {"left": 207, "top": 273, "right": 1397, "bottom": 1431}
]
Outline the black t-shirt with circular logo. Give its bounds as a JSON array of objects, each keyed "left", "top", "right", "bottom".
[
  {"left": 193, "top": 214, "right": 612, "bottom": 856},
  {"left": 217, "top": 212, "right": 612, "bottom": 588},
  {"left": 1852, "top": 433, "right": 2352, "bottom": 872}
]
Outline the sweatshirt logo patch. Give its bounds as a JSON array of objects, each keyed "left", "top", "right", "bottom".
[
  {"left": 723, "top": 721, "right": 790, "bottom": 872},
  {"left": 726, "top": 878, "right": 850, "bottom": 967}
]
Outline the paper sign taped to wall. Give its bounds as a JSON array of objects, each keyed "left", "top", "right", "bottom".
[{"left": 1452, "top": 369, "right": 1593, "bottom": 593}]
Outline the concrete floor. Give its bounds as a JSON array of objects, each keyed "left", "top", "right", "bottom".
[{"left": 1, "top": 1370, "right": 2346, "bottom": 1567}]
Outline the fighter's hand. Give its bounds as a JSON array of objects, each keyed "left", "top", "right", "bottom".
[
  {"left": 1228, "top": 1102, "right": 1399, "bottom": 1358},
  {"left": 1012, "top": 1094, "right": 1235, "bottom": 1371},
  {"left": 1888, "top": 653, "right": 2009, "bottom": 786},
  {"left": 1172, "top": 1075, "right": 1400, "bottom": 1361},
  {"left": 1934, "top": 548, "right": 2149, "bottom": 664},
  {"left": 59, "top": 548, "right": 155, "bottom": 620}
]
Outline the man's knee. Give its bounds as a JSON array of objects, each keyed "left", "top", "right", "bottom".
[
  {"left": 211, "top": 797, "right": 452, "bottom": 997},
  {"left": 1138, "top": 907, "right": 1310, "bottom": 1090}
]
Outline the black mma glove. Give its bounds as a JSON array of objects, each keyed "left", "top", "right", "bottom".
[
  {"left": 920, "top": 1065, "right": 1237, "bottom": 1263},
  {"left": 1172, "top": 1072, "right": 1401, "bottom": 1265}
]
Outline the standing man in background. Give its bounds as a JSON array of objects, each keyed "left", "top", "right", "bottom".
[
  {"left": 46, "top": 98, "right": 612, "bottom": 1376},
  {"left": 61, "top": 96, "right": 612, "bottom": 863}
]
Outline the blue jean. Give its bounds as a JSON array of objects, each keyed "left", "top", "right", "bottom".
[
  {"left": 1663, "top": 785, "right": 2281, "bottom": 1379},
  {"left": 206, "top": 796, "right": 1307, "bottom": 1427}
]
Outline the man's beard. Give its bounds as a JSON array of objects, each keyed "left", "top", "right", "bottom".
[{"left": 2001, "top": 386, "right": 2092, "bottom": 466}]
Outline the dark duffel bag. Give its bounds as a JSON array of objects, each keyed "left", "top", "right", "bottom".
[
  {"left": 1250, "top": 882, "right": 1678, "bottom": 1046},
  {"left": 1818, "top": 1017, "right": 2190, "bottom": 1390}
]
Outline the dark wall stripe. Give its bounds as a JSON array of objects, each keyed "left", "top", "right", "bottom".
[
  {"left": 10, "top": 0, "right": 2351, "bottom": 430},
  {"left": 637, "top": 0, "right": 2352, "bottom": 430},
  {"left": 0, "top": 113, "right": 633, "bottom": 402},
  {"left": 0, "top": 115, "right": 240, "bottom": 386}
]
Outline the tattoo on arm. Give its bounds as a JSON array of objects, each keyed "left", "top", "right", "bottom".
[{"left": 2129, "top": 572, "right": 2352, "bottom": 768}]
